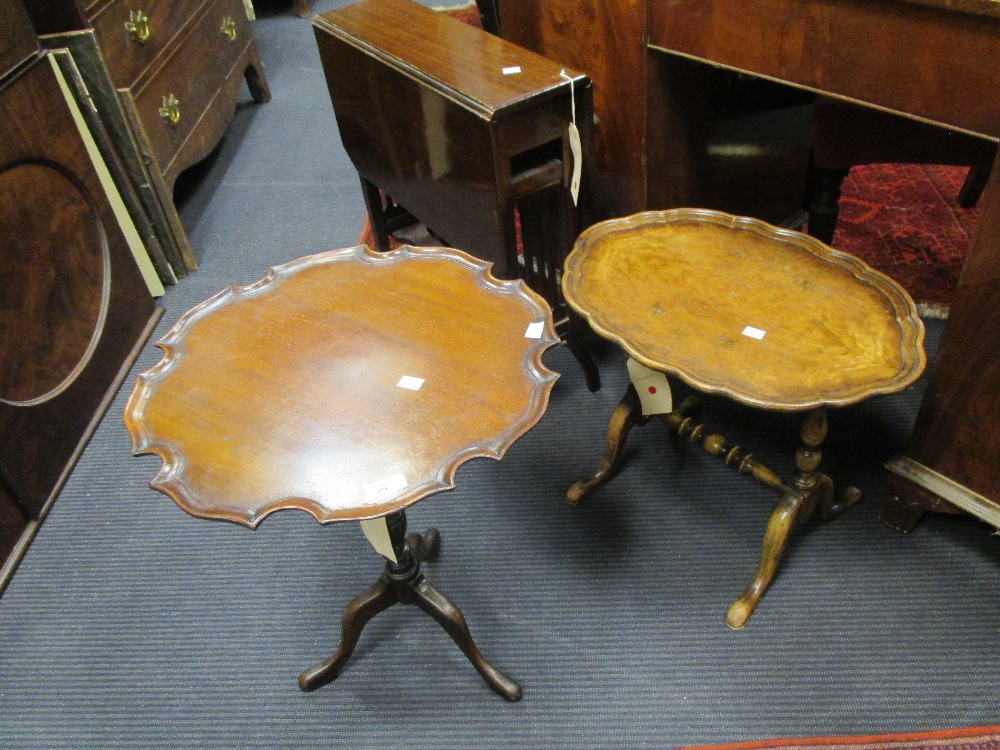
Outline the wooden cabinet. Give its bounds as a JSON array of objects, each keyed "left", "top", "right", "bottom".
[
  {"left": 21, "top": 0, "right": 271, "bottom": 282},
  {"left": 0, "top": 0, "right": 162, "bottom": 590},
  {"left": 496, "top": 0, "right": 814, "bottom": 226}
]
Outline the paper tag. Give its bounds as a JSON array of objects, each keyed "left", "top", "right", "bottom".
[
  {"left": 742, "top": 326, "right": 766, "bottom": 340},
  {"left": 626, "top": 358, "right": 673, "bottom": 416},
  {"left": 525, "top": 321, "right": 545, "bottom": 339},
  {"left": 560, "top": 70, "right": 583, "bottom": 206},
  {"left": 364, "top": 473, "right": 408, "bottom": 501},
  {"left": 396, "top": 375, "right": 425, "bottom": 390},
  {"left": 360, "top": 517, "right": 397, "bottom": 563},
  {"left": 567, "top": 122, "right": 582, "bottom": 206},
  {"left": 502, "top": 66, "right": 522, "bottom": 75}
]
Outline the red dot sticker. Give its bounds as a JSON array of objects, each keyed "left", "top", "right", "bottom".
[{"left": 648, "top": 386, "right": 657, "bottom": 394}]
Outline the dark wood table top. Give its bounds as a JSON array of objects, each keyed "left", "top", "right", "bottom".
[
  {"left": 124, "top": 245, "right": 559, "bottom": 527},
  {"left": 313, "top": 0, "right": 585, "bottom": 119},
  {"left": 562, "top": 209, "right": 926, "bottom": 411}
]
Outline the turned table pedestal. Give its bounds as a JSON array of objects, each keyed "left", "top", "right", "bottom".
[
  {"left": 562, "top": 209, "right": 926, "bottom": 629},
  {"left": 124, "top": 245, "right": 558, "bottom": 700}
]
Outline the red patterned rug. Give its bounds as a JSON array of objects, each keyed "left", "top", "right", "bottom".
[
  {"left": 679, "top": 725, "right": 1000, "bottom": 750},
  {"left": 359, "top": 3, "right": 979, "bottom": 318},
  {"left": 831, "top": 163, "right": 980, "bottom": 318}
]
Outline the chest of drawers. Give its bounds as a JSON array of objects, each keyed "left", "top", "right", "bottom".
[{"left": 22, "top": 0, "right": 270, "bottom": 280}]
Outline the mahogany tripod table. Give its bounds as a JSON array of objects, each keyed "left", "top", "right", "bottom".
[
  {"left": 124, "top": 245, "right": 559, "bottom": 701},
  {"left": 562, "top": 209, "right": 926, "bottom": 629}
]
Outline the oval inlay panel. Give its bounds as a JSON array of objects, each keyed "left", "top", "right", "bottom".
[{"left": 0, "top": 161, "right": 110, "bottom": 406}]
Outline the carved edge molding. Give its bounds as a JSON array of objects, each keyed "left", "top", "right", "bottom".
[
  {"left": 124, "top": 244, "right": 560, "bottom": 527},
  {"left": 562, "top": 208, "right": 928, "bottom": 411}
]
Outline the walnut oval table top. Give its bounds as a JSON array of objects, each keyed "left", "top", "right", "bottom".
[
  {"left": 124, "top": 245, "right": 559, "bottom": 527},
  {"left": 562, "top": 209, "right": 926, "bottom": 410}
]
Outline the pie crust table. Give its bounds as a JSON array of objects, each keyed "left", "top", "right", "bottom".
[
  {"left": 124, "top": 245, "right": 559, "bottom": 700},
  {"left": 562, "top": 209, "right": 926, "bottom": 629}
]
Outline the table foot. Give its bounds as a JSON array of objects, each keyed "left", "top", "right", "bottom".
[
  {"left": 567, "top": 384, "right": 643, "bottom": 504},
  {"left": 406, "top": 527, "right": 441, "bottom": 563},
  {"left": 820, "top": 482, "right": 862, "bottom": 521},
  {"left": 726, "top": 490, "right": 805, "bottom": 630},
  {"left": 299, "top": 576, "right": 397, "bottom": 691},
  {"left": 300, "top": 514, "right": 519, "bottom": 700},
  {"left": 411, "top": 578, "right": 522, "bottom": 702}
]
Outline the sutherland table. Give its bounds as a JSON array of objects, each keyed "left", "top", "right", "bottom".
[
  {"left": 563, "top": 209, "right": 926, "bottom": 629},
  {"left": 123, "top": 245, "right": 559, "bottom": 701}
]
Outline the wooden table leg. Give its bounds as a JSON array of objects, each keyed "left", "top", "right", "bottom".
[
  {"left": 567, "top": 309, "right": 601, "bottom": 393},
  {"left": 567, "top": 384, "right": 645, "bottom": 504},
  {"left": 726, "top": 490, "right": 805, "bottom": 629},
  {"left": 726, "top": 407, "right": 861, "bottom": 629},
  {"left": 299, "top": 511, "right": 521, "bottom": 701}
]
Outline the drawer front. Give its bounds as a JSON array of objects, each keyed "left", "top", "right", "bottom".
[
  {"left": 89, "top": 0, "right": 211, "bottom": 88},
  {"left": 132, "top": 0, "right": 251, "bottom": 172}
]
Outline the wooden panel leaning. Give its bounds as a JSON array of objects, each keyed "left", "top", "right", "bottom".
[{"left": 0, "top": 39, "right": 162, "bottom": 589}]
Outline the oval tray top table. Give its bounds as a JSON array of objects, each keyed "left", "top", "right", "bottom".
[
  {"left": 562, "top": 208, "right": 926, "bottom": 629},
  {"left": 124, "top": 245, "right": 559, "bottom": 701}
]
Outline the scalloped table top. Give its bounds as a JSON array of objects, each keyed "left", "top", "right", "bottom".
[
  {"left": 562, "top": 209, "right": 926, "bottom": 411},
  {"left": 124, "top": 246, "right": 559, "bottom": 527}
]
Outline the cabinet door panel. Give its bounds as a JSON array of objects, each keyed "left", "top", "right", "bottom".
[
  {"left": 0, "top": 56, "right": 158, "bottom": 516},
  {"left": 0, "top": 0, "right": 39, "bottom": 77}
]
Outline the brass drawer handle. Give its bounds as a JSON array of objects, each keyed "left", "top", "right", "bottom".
[
  {"left": 125, "top": 10, "right": 150, "bottom": 44},
  {"left": 220, "top": 17, "right": 238, "bottom": 43},
  {"left": 158, "top": 94, "right": 180, "bottom": 126}
]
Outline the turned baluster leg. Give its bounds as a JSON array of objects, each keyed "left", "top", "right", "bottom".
[
  {"left": 567, "top": 384, "right": 644, "bottom": 504},
  {"left": 794, "top": 408, "right": 862, "bottom": 521}
]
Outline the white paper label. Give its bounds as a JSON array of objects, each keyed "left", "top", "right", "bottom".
[
  {"left": 559, "top": 69, "right": 583, "bottom": 206},
  {"left": 364, "top": 473, "right": 408, "bottom": 501},
  {"left": 396, "top": 375, "right": 425, "bottom": 390},
  {"left": 626, "top": 358, "right": 673, "bottom": 416},
  {"left": 524, "top": 321, "right": 545, "bottom": 339},
  {"left": 567, "top": 121, "right": 582, "bottom": 206},
  {"left": 502, "top": 66, "right": 522, "bottom": 75},
  {"left": 742, "top": 326, "right": 766, "bottom": 340},
  {"left": 360, "top": 517, "right": 397, "bottom": 563}
]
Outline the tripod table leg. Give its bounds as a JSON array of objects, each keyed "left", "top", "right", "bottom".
[
  {"left": 298, "top": 575, "right": 398, "bottom": 691},
  {"left": 410, "top": 577, "right": 522, "bottom": 702}
]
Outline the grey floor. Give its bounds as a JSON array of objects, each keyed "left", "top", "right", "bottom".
[{"left": 1, "top": 2, "right": 998, "bottom": 748}]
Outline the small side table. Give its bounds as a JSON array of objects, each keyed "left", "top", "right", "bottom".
[
  {"left": 124, "top": 245, "right": 559, "bottom": 700},
  {"left": 562, "top": 209, "right": 926, "bottom": 629},
  {"left": 312, "top": 0, "right": 592, "bottom": 333}
]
